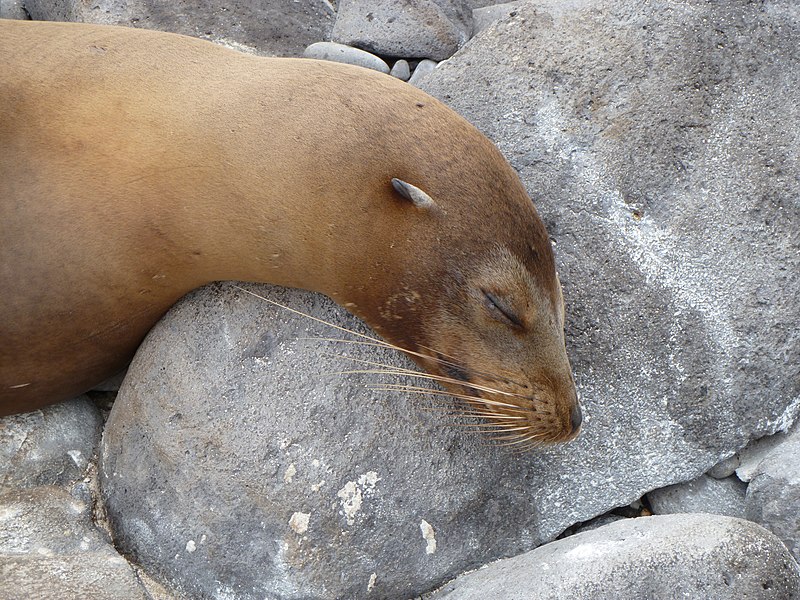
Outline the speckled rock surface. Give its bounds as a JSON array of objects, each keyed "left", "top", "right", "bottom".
[
  {"left": 472, "top": 1, "right": 523, "bottom": 33},
  {"left": 745, "top": 425, "right": 800, "bottom": 562},
  {"left": 101, "top": 283, "right": 585, "bottom": 600},
  {"left": 0, "top": 486, "right": 150, "bottom": 600},
  {"left": 429, "top": 514, "right": 800, "bottom": 599},
  {"left": 420, "top": 0, "right": 800, "bottom": 519},
  {"left": 0, "top": 0, "right": 27, "bottom": 19},
  {"left": 647, "top": 474, "right": 748, "bottom": 519},
  {"left": 93, "top": 1, "right": 800, "bottom": 598},
  {"left": 332, "top": 0, "right": 472, "bottom": 60},
  {"left": 0, "top": 396, "right": 103, "bottom": 494},
  {"left": 22, "top": 0, "right": 335, "bottom": 56}
]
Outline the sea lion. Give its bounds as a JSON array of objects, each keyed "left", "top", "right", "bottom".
[{"left": 0, "top": 19, "right": 581, "bottom": 444}]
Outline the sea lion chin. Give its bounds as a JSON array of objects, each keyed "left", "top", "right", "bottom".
[{"left": 0, "top": 18, "right": 581, "bottom": 445}]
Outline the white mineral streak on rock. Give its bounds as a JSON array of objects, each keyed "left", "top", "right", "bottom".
[
  {"left": 367, "top": 572, "right": 377, "bottom": 592},
  {"left": 289, "top": 512, "right": 311, "bottom": 535},
  {"left": 185, "top": 540, "right": 196, "bottom": 553},
  {"left": 337, "top": 472, "right": 380, "bottom": 525},
  {"left": 283, "top": 463, "right": 297, "bottom": 484},
  {"left": 420, "top": 519, "right": 437, "bottom": 554},
  {"left": 67, "top": 449, "right": 84, "bottom": 468},
  {"left": 337, "top": 481, "right": 363, "bottom": 526},
  {"left": 358, "top": 471, "right": 380, "bottom": 491}
]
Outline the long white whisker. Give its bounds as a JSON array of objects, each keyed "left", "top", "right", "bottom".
[{"left": 364, "top": 383, "right": 529, "bottom": 412}]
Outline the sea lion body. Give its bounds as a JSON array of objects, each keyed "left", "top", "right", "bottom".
[{"left": 1, "top": 19, "right": 581, "bottom": 443}]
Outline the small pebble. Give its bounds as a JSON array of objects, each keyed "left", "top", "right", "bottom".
[
  {"left": 707, "top": 454, "right": 740, "bottom": 479},
  {"left": 303, "top": 41, "right": 390, "bottom": 74},
  {"left": 390, "top": 59, "right": 411, "bottom": 81},
  {"left": 408, "top": 59, "right": 438, "bottom": 87}
]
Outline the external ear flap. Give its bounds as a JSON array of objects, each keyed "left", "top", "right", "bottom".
[{"left": 391, "top": 178, "right": 437, "bottom": 210}]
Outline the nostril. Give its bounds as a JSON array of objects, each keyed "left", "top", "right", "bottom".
[{"left": 570, "top": 403, "right": 583, "bottom": 433}]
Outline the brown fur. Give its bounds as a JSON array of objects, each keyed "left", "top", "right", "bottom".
[{"left": 0, "top": 19, "right": 580, "bottom": 442}]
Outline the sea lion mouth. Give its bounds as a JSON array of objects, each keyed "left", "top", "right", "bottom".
[{"left": 426, "top": 350, "right": 583, "bottom": 448}]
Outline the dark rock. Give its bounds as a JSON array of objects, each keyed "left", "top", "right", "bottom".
[
  {"left": 101, "top": 283, "right": 589, "bottom": 600},
  {"left": 90, "top": 369, "right": 127, "bottom": 393},
  {"left": 707, "top": 454, "right": 740, "bottom": 479}
]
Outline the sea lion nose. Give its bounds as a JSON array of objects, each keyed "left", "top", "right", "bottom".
[{"left": 570, "top": 402, "right": 583, "bottom": 434}]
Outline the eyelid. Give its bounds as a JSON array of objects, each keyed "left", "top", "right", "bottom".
[{"left": 482, "top": 289, "right": 524, "bottom": 328}]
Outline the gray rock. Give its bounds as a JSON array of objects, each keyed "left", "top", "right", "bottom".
[
  {"left": 0, "top": 396, "right": 103, "bottom": 494},
  {"left": 738, "top": 425, "right": 800, "bottom": 481},
  {"left": 303, "top": 41, "right": 390, "bottom": 73},
  {"left": 745, "top": 428, "right": 800, "bottom": 563},
  {"left": 332, "top": 0, "right": 472, "bottom": 61},
  {"left": 465, "top": 0, "right": 508, "bottom": 7},
  {"left": 429, "top": 514, "right": 800, "bottom": 600},
  {"left": 103, "top": 282, "right": 593, "bottom": 600},
  {"left": 408, "top": 59, "right": 439, "bottom": 87},
  {"left": 647, "top": 474, "right": 748, "bottom": 519},
  {"left": 708, "top": 453, "right": 741, "bottom": 479},
  {"left": 0, "top": 486, "right": 149, "bottom": 600},
  {"left": 418, "top": 0, "right": 800, "bottom": 541},
  {"left": 0, "top": 0, "right": 27, "bottom": 19},
  {"left": 472, "top": 1, "right": 523, "bottom": 34},
  {"left": 23, "top": 0, "right": 334, "bottom": 57},
  {"left": 390, "top": 58, "right": 411, "bottom": 81}
]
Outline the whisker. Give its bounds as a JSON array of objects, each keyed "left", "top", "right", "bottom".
[
  {"left": 365, "top": 384, "right": 529, "bottom": 412},
  {"left": 234, "top": 287, "right": 529, "bottom": 397},
  {"left": 308, "top": 336, "right": 504, "bottom": 387},
  {"left": 452, "top": 424, "right": 533, "bottom": 433},
  {"left": 233, "top": 286, "right": 394, "bottom": 346},
  {"left": 493, "top": 433, "right": 548, "bottom": 447},
  {"left": 234, "top": 285, "right": 554, "bottom": 453},
  {"left": 509, "top": 440, "right": 543, "bottom": 455},
  {"left": 327, "top": 353, "right": 533, "bottom": 401},
  {"left": 415, "top": 343, "right": 529, "bottom": 390},
  {"left": 332, "top": 363, "right": 534, "bottom": 403}
]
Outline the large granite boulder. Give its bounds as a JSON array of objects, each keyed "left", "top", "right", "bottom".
[
  {"left": 420, "top": 0, "right": 800, "bottom": 493},
  {"left": 101, "top": 283, "right": 584, "bottom": 600}
]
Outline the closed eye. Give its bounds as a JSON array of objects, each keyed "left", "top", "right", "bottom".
[{"left": 482, "top": 289, "right": 524, "bottom": 328}]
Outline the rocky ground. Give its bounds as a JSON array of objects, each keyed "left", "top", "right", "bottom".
[{"left": 1, "top": 1, "right": 799, "bottom": 599}]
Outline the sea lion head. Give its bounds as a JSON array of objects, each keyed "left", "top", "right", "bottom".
[{"left": 337, "top": 161, "right": 582, "bottom": 448}]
